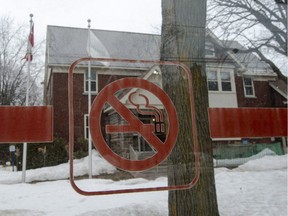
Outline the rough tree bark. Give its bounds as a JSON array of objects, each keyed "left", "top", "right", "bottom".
[{"left": 160, "top": 0, "right": 220, "bottom": 215}]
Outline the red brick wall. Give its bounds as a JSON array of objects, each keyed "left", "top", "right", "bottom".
[
  {"left": 271, "top": 90, "right": 287, "bottom": 107},
  {"left": 52, "top": 73, "right": 69, "bottom": 143},
  {"left": 52, "top": 73, "right": 132, "bottom": 146}
]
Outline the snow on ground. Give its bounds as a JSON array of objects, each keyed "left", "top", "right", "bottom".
[
  {"left": 214, "top": 148, "right": 278, "bottom": 167},
  {"left": 0, "top": 150, "right": 116, "bottom": 184},
  {"left": 216, "top": 154, "right": 287, "bottom": 216},
  {"left": 0, "top": 150, "right": 287, "bottom": 216}
]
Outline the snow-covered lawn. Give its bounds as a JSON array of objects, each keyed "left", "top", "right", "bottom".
[{"left": 0, "top": 150, "right": 287, "bottom": 216}]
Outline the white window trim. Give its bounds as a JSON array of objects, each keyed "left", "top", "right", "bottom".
[
  {"left": 243, "top": 77, "right": 256, "bottom": 98},
  {"left": 84, "top": 70, "right": 98, "bottom": 94},
  {"left": 207, "top": 68, "right": 235, "bottom": 93}
]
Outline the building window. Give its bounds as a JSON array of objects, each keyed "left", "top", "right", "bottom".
[
  {"left": 221, "top": 72, "right": 232, "bottom": 91},
  {"left": 84, "top": 114, "right": 89, "bottom": 140},
  {"left": 207, "top": 69, "right": 233, "bottom": 92},
  {"left": 207, "top": 71, "right": 219, "bottom": 91},
  {"left": 243, "top": 77, "right": 255, "bottom": 97},
  {"left": 84, "top": 70, "right": 98, "bottom": 93},
  {"left": 132, "top": 113, "right": 166, "bottom": 153}
]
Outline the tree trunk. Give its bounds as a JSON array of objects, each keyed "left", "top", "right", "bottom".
[{"left": 160, "top": 0, "right": 219, "bottom": 215}]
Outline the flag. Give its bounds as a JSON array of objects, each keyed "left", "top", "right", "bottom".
[
  {"left": 23, "top": 21, "right": 34, "bottom": 61},
  {"left": 29, "top": 22, "right": 34, "bottom": 48},
  {"left": 86, "top": 29, "right": 110, "bottom": 66}
]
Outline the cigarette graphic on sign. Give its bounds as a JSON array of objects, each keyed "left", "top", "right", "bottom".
[{"left": 128, "top": 91, "right": 165, "bottom": 133}]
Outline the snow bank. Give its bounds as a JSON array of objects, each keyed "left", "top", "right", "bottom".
[
  {"left": 0, "top": 150, "right": 116, "bottom": 184},
  {"left": 214, "top": 148, "right": 278, "bottom": 167},
  {"left": 0, "top": 150, "right": 286, "bottom": 216},
  {"left": 215, "top": 154, "right": 287, "bottom": 216},
  {"left": 236, "top": 153, "right": 287, "bottom": 171}
]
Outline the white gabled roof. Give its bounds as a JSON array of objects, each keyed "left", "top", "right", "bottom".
[
  {"left": 46, "top": 26, "right": 274, "bottom": 76},
  {"left": 46, "top": 25, "right": 161, "bottom": 68}
]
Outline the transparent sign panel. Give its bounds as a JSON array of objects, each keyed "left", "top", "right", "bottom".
[
  {"left": 69, "top": 58, "right": 200, "bottom": 195},
  {"left": 1, "top": 0, "right": 286, "bottom": 215}
]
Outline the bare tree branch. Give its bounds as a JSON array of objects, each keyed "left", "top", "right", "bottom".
[
  {"left": 0, "top": 15, "right": 44, "bottom": 105},
  {"left": 207, "top": 0, "right": 287, "bottom": 77}
]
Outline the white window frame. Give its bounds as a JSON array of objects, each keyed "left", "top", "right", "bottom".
[
  {"left": 243, "top": 76, "right": 255, "bottom": 97},
  {"left": 207, "top": 69, "right": 234, "bottom": 92},
  {"left": 84, "top": 70, "right": 98, "bottom": 94},
  {"left": 84, "top": 114, "right": 89, "bottom": 140}
]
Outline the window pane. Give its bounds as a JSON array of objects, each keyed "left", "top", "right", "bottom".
[
  {"left": 91, "top": 82, "right": 96, "bottom": 92},
  {"left": 245, "top": 87, "right": 254, "bottom": 95},
  {"left": 85, "top": 115, "right": 89, "bottom": 126},
  {"left": 85, "top": 71, "right": 97, "bottom": 80},
  {"left": 244, "top": 77, "right": 254, "bottom": 96},
  {"left": 91, "top": 71, "right": 97, "bottom": 80},
  {"left": 86, "top": 128, "right": 89, "bottom": 139},
  {"left": 208, "top": 81, "right": 219, "bottom": 91},
  {"left": 85, "top": 81, "right": 89, "bottom": 92},
  {"left": 244, "top": 77, "right": 252, "bottom": 85},
  {"left": 85, "top": 70, "right": 97, "bottom": 92},
  {"left": 207, "top": 71, "right": 217, "bottom": 80},
  {"left": 222, "top": 82, "right": 232, "bottom": 91},
  {"left": 84, "top": 115, "right": 89, "bottom": 140},
  {"left": 221, "top": 72, "right": 230, "bottom": 81}
]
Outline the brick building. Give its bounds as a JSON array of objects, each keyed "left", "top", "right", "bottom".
[{"left": 44, "top": 26, "right": 287, "bottom": 161}]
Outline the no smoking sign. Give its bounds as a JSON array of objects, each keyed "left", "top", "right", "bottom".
[
  {"left": 68, "top": 58, "right": 200, "bottom": 195},
  {"left": 90, "top": 77, "right": 179, "bottom": 172}
]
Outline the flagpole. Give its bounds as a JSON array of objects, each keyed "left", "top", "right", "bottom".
[
  {"left": 87, "top": 19, "right": 92, "bottom": 179},
  {"left": 22, "top": 13, "right": 33, "bottom": 183}
]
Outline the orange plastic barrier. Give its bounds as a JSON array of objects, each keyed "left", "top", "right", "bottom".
[
  {"left": 209, "top": 108, "right": 287, "bottom": 138},
  {"left": 0, "top": 106, "right": 53, "bottom": 143}
]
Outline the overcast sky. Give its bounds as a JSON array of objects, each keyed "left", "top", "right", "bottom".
[
  {"left": 1, "top": 0, "right": 162, "bottom": 42},
  {"left": 1, "top": 0, "right": 287, "bottom": 75}
]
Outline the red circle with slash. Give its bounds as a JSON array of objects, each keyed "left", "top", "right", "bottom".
[{"left": 90, "top": 77, "right": 179, "bottom": 172}]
